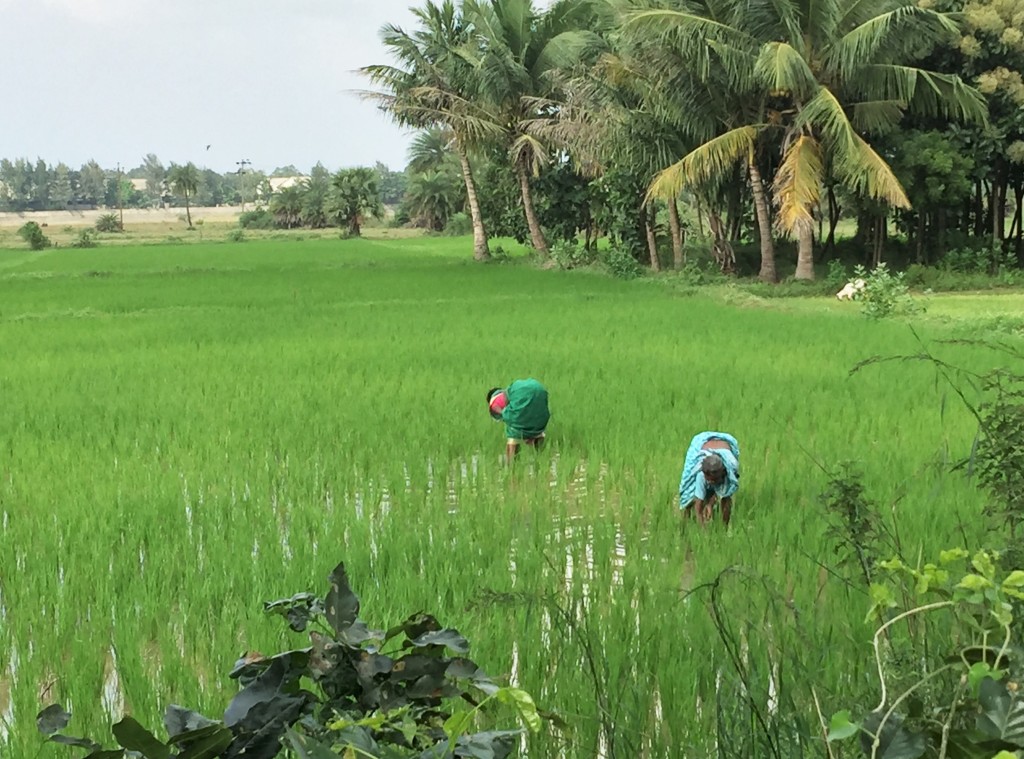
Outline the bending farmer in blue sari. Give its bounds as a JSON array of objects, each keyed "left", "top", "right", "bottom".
[{"left": 679, "top": 431, "right": 740, "bottom": 526}]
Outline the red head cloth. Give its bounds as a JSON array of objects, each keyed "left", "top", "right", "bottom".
[{"left": 489, "top": 391, "right": 509, "bottom": 417}]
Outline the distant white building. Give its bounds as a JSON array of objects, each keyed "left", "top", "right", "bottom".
[{"left": 266, "top": 176, "right": 308, "bottom": 194}]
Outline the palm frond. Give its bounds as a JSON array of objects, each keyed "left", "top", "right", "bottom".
[
  {"left": 647, "top": 125, "right": 758, "bottom": 201},
  {"left": 623, "top": 9, "right": 757, "bottom": 50},
  {"left": 510, "top": 133, "right": 549, "bottom": 176},
  {"left": 797, "top": 85, "right": 858, "bottom": 155},
  {"left": 532, "top": 30, "right": 607, "bottom": 81},
  {"left": 848, "top": 100, "right": 905, "bottom": 133},
  {"left": 855, "top": 65, "right": 988, "bottom": 124},
  {"left": 772, "top": 134, "right": 823, "bottom": 236},
  {"left": 754, "top": 41, "right": 816, "bottom": 99},
  {"left": 826, "top": 6, "right": 959, "bottom": 79},
  {"left": 797, "top": 85, "right": 907, "bottom": 208},
  {"left": 836, "top": 132, "right": 910, "bottom": 209}
]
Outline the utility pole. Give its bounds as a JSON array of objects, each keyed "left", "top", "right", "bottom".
[
  {"left": 236, "top": 159, "right": 252, "bottom": 213},
  {"left": 116, "top": 162, "right": 124, "bottom": 232}
]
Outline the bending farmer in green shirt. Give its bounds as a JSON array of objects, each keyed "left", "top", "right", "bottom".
[{"left": 487, "top": 379, "right": 550, "bottom": 464}]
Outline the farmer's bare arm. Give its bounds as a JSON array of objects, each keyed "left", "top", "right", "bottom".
[{"left": 721, "top": 496, "right": 733, "bottom": 526}]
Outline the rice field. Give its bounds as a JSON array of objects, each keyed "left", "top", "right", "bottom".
[{"left": 0, "top": 236, "right": 1019, "bottom": 757}]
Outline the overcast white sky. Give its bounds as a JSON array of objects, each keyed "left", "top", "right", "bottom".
[{"left": 0, "top": 0, "right": 426, "bottom": 174}]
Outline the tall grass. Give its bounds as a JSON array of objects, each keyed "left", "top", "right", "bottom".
[{"left": 0, "top": 237, "right": 1010, "bottom": 756}]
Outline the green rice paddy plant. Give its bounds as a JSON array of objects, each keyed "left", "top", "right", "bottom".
[{"left": 0, "top": 236, "right": 1018, "bottom": 757}]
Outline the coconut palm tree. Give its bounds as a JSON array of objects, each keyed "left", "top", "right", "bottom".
[
  {"left": 461, "top": 0, "right": 603, "bottom": 256},
  {"left": 167, "top": 162, "right": 200, "bottom": 228},
  {"left": 629, "top": 0, "right": 987, "bottom": 279},
  {"left": 361, "top": 0, "right": 502, "bottom": 261}
]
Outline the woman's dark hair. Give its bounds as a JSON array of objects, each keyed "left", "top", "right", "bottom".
[{"left": 486, "top": 387, "right": 502, "bottom": 402}]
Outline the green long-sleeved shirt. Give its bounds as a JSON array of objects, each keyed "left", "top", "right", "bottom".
[{"left": 501, "top": 379, "right": 550, "bottom": 440}]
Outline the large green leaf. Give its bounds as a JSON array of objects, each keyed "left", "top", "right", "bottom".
[
  {"left": 112, "top": 717, "right": 171, "bottom": 759},
  {"left": 163, "top": 705, "right": 219, "bottom": 740},
  {"left": 859, "top": 711, "right": 927, "bottom": 759},
  {"left": 977, "top": 677, "right": 1024, "bottom": 746},
  {"left": 409, "top": 628, "right": 470, "bottom": 654},
  {"left": 385, "top": 612, "right": 442, "bottom": 645},
  {"left": 37, "top": 704, "right": 72, "bottom": 736},
  {"left": 263, "top": 592, "right": 324, "bottom": 633},
  {"left": 175, "top": 727, "right": 232, "bottom": 759},
  {"left": 827, "top": 709, "right": 860, "bottom": 742},
  {"left": 49, "top": 734, "right": 104, "bottom": 751},
  {"left": 286, "top": 729, "right": 347, "bottom": 759},
  {"left": 326, "top": 562, "right": 361, "bottom": 636}
]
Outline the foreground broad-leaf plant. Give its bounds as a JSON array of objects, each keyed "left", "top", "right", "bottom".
[
  {"left": 37, "top": 561, "right": 544, "bottom": 759},
  {"left": 827, "top": 549, "right": 1024, "bottom": 759}
]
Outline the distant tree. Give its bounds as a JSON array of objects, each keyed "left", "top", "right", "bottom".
[
  {"left": 300, "top": 163, "right": 332, "bottom": 228},
  {"left": 270, "top": 185, "right": 304, "bottom": 228},
  {"left": 404, "top": 168, "right": 463, "bottom": 230},
  {"left": 374, "top": 161, "right": 408, "bottom": 205},
  {"left": 1, "top": 158, "right": 34, "bottom": 210},
  {"left": 32, "top": 159, "right": 51, "bottom": 210},
  {"left": 195, "top": 168, "right": 226, "bottom": 207},
  {"left": 406, "top": 127, "right": 457, "bottom": 174},
  {"left": 328, "top": 167, "right": 383, "bottom": 236},
  {"left": 271, "top": 165, "right": 300, "bottom": 177},
  {"left": 52, "top": 163, "right": 73, "bottom": 209},
  {"left": 78, "top": 160, "right": 106, "bottom": 207},
  {"left": 0, "top": 159, "right": 13, "bottom": 210},
  {"left": 168, "top": 162, "right": 200, "bottom": 228},
  {"left": 256, "top": 175, "right": 272, "bottom": 205},
  {"left": 403, "top": 127, "right": 467, "bottom": 229},
  {"left": 890, "top": 130, "right": 976, "bottom": 262},
  {"left": 141, "top": 154, "right": 166, "bottom": 207}
]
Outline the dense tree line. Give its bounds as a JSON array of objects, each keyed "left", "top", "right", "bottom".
[
  {"left": 366, "top": 0, "right": 1024, "bottom": 279},
  {"left": 0, "top": 157, "right": 408, "bottom": 221}
]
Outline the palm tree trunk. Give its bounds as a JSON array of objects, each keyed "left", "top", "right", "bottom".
[
  {"left": 185, "top": 193, "right": 193, "bottom": 229},
  {"left": 795, "top": 224, "right": 815, "bottom": 280},
  {"left": 455, "top": 142, "right": 490, "bottom": 262},
  {"left": 916, "top": 213, "right": 925, "bottom": 264},
  {"left": 748, "top": 161, "right": 776, "bottom": 283},
  {"left": 644, "top": 206, "right": 660, "bottom": 272},
  {"left": 1014, "top": 184, "right": 1023, "bottom": 264},
  {"left": 516, "top": 162, "right": 548, "bottom": 256},
  {"left": 825, "top": 186, "right": 840, "bottom": 253},
  {"left": 668, "top": 198, "right": 685, "bottom": 269}
]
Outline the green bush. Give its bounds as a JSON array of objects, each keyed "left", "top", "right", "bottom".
[
  {"left": 601, "top": 245, "right": 643, "bottom": 280},
  {"left": 550, "top": 239, "right": 596, "bottom": 269},
  {"left": 443, "top": 211, "right": 473, "bottom": 236},
  {"left": 824, "top": 259, "right": 849, "bottom": 292},
  {"left": 95, "top": 213, "right": 121, "bottom": 233},
  {"left": 238, "top": 208, "right": 275, "bottom": 230},
  {"left": 70, "top": 230, "right": 98, "bottom": 249},
  {"left": 17, "top": 222, "right": 51, "bottom": 251},
  {"left": 855, "top": 263, "right": 924, "bottom": 319},
  {"left": 226, "top": 229, "right": 245, "bottom": 243}
]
